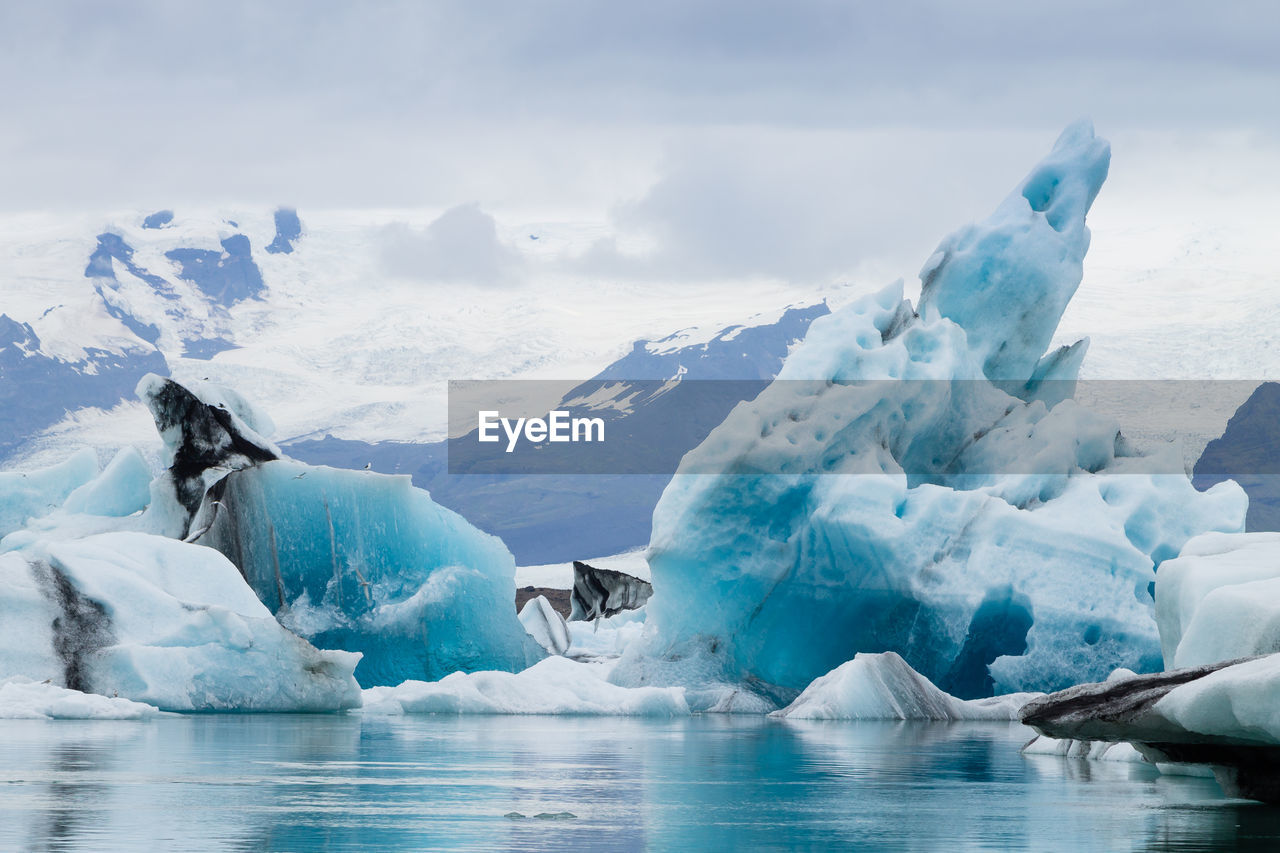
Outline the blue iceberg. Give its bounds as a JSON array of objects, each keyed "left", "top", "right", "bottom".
[{"left": 613, "top": 122, "right": 1247, "bottom": 706}]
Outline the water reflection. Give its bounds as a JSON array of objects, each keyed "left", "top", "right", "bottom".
[{"left": 1, "top": 716, "right": 1279, "bottom": 851}]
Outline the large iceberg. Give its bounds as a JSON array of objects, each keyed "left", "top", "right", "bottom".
[
  {"left": 613, "top": 122, "right": 1245, "bottom": 707},
  {"left": 191, "top": 459, "right": 544, "bottom": 686},
  {"left": 0, "top": 372, "right": 544, "bottom": 708},
  {"left": 136, "top": 374, "right": 543, "bottom": 687}
]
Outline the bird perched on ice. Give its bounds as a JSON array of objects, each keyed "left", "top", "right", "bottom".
[{"left": 363, "top": 462, "right": 372, "bottom": 470}]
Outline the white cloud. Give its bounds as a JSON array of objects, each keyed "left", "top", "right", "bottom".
[{"left": 378, "top": 204, "right": 522, "bottom": 286}]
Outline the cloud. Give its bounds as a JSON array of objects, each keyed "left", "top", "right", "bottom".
[
  {"left": 0, "top": 0, "right": 1275, "bottom": 212},
  {"left": 568, "top": 127, "right": 1060, "bottom": 284},
  {"left": 378, "top": 204, "right": 522, "bottom": 286}
]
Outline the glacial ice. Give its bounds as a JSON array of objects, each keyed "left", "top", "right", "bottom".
[
  {"left": 1021, "top": 653, "right": 1280, "bottom": 801},
  {"left": 613, "top": 121, "right": 1247, "bottom": 706},
  {"left": 1155, "top": 532, "right": 1280, "bottom": 668},
  {"left": 190, "top": 459, "right": 545, "bottom": 686},
  {"left": 0, "top": 531, "right": 361, "bottom": 712},
  {"left": 773, "top": 652, "right": 1038, "bottom": 721},
  {"left": 1149, "top": 655, "right": 1280, "bottom": 746},
  {"left": 0, "top": 676, "right": 164, "bottom": 720},
  {"left": 1, "top": 370, "right": 545, "bottom": 708},
  {"left": 60, "top": 446, "right": 153, "bottom": 518},
  {"left": 361, "top": 656, "right": 689, "bottom": 716},
  {"left": 128, "top": 372, "right": 546, "bottom": 687},
  {"left": 0, "top": 448, "right": 98, "bottom": 537},
  {"left": 519, "top": 595, "right": 571, "bottom": 656},
  {"left": 569, "top": 559, "right": 653, "bottom": 622}
]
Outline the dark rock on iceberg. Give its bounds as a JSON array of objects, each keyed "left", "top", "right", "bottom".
[
  {"left": 569, "top": 560, "right": 652, "bottom": 622},
  {"left": 1194, "top": 382, "right": 1280, "bottom": 532}
]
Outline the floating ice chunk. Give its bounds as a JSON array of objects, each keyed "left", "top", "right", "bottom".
[
  {"left": 1022, "top": 655, "right": 1280, "bottom": 801},
  {"left": 0, "top": 532, "right": 361, "bottom": 712},
  {"left": 772, "top": 653, "right": 1039, "bottom": 721},
  {"left": 0, "top": 676, "right": 163, "bottom": 720},
  {"left": 1155, "top": 532, "right": 1280, "bottom": 668},
  {"left": 0, "top": 448, "right": 98, "bottom": 537},
  {"left": 569, "top": 559, "right": 652, "bottom": 622},
  {"left": 519, "top": 595, "right": 571, "bottom": 655},
  {"left": 361, "top": 656, "right": 689, "bottom": 716},
  {"left": 61, "top": 446, "right": 152, "bottom": 517}
]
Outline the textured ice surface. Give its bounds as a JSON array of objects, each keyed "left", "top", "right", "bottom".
[
  {"left": 0, "top": 532, "right": 361, "bottom": 711},
  {"left": 0, "top": 676, "right": 163, "bottom": 720},
  {"left": 191, "top": 459, "right": 544, "bottom": 686},
  {"left": 136, "top": 373, "right": 280, "bottom": 533},
  {"left": 361, "top": 656, "right": 688, "bottom": 716},
  {"left": 1155, "top": 532, "right": 1280, "bottom": 668},
  {"left": 60, "top": 447, "right": 152, "bottom": 517},
  {"left": 569, "top": 560, "right": 653, "bottom": 622},
  {"left": 614, "top": 122, "right": 1246, "bottom": 705},
  {"left": 1150, "top": 655, "right": 1280, "bottom": 745},
  {"left": 772, "top": 653, "right": 1037, "bottom": 721},
  {"left": 0, "top": 448, "right": 98, "bottom": 537},
  {"left": 519, "top": 595, "right": 571, "bottom": 656}
]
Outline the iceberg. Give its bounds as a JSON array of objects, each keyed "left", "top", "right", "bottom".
[
  {"left": 1154, "top": 531, "right": 1280, "bottom": 668},
  {"left": 613, "top": 122, "right": 1246, "bottom": 707},
  {"left": 772, "top": 652, "right": 1038, "bottom": 721},
  {"left": 129, "top": 374, "right": 544, "bottom": 686},
  {"left": 1021, "top": 655, "right": 1280, "bottom": 802},
  {"left": 189, "top": 459, "right": 545, "bottom": 686},
  {"left": 0, "top": 531, "right": 361, "bottom": 712},
  {"left": 1, "top": 372, "right": 544, "bottom": 704},
  {"left": 361, "top": 656, "right": 689, "bottom": 716},
  {"left": 519, "top": 595, "right": 571, "bottom": 656},
  {"left": 569, "top": 559, "right": 653, "bottom": 622}
]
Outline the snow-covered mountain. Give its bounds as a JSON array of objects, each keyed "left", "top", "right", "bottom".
[{"left": 0, "top": 207, "right": 847, "bottom": 472}]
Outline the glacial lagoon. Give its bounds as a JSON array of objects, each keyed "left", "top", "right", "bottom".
[{"left": 3, "top": 715, "right": 1279, "bottom": 852}]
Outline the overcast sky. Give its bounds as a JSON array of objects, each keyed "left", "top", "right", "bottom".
[{"left": 1, "top": 0, "right": 1277, "bottom": 285}]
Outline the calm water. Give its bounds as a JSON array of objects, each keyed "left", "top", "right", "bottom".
[{"left": 2, "top": 715, "right": 1279, "bottom": 852}]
